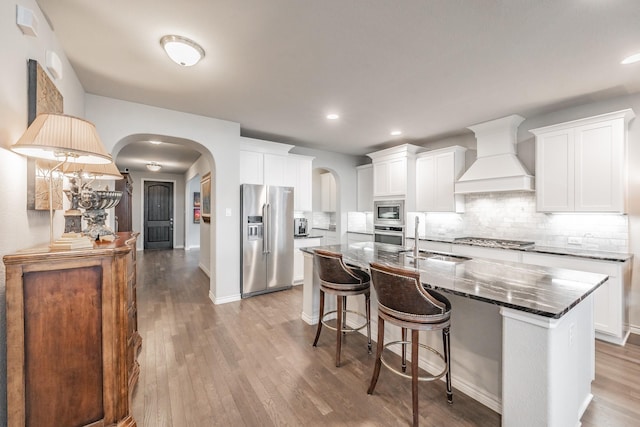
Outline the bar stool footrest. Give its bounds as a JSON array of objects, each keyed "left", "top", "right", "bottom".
[
  {"left": 320, "top": 309, "right": 369, "bottom": 333},
  {"left": 380, "top": 340, "right": 448, "bottom": 381}
]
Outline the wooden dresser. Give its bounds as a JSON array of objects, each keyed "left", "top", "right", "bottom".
[{"left": 4, "top": 232, "right": 141, "bottom": 427}]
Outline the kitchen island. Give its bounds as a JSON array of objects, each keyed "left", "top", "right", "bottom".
[{"left": 301, "top": 242, "right": 608, "bottom": 427}]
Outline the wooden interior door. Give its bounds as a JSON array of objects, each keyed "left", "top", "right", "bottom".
[{"left": 144, "top": 181, "right": 174, "bottom": 249}]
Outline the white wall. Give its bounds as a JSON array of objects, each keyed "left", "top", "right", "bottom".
[
  {"left": 85, "top": 94, "right": 241, "bottom": 304},
  {"left": 0, "top": 1, "right": 88, "bottom": 424},
  {"left": 186, "top": 156, "right": 210, "bottom": 273},
  {"left": 292, "top": 147, "right": 362, "bottom": 241}
]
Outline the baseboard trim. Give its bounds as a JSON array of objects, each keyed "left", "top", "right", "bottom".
[
  {"left": 199, "top": 262, "right": 211, "bottom": 278},
  {"left": 185, "top": 245, "right": 200, "bottom": 251},
  {"left": 301, "top": 312, "right": 318, "bottom": 325},
  {"left": 211, "top": 291, "right": 241, "bottom": 305}
]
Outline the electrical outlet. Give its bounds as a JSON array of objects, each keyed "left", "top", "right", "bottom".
[{"left": 568, "top": 237, "right": 583, "bottom": 245}]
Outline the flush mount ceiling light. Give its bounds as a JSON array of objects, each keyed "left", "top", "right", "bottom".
[
  {"left": 149, "top": 140, "right": 162, "bottom": 145},
  {"left": 160, "top": 35, "right": 205, "bottom": 66},
  {"left": 390, "top": 130, "right": 403, "bottom": 136},
  {"left": 326, "top": 113, "right": 340, "bottom": 120},
  {"left": 146, "top": 162, "right": 162, "bottom": 172},
  {"left": 621, "top": 52, "right": 640, "bottom": 65}
]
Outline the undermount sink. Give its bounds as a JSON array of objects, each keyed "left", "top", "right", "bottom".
[{"left": 400, "top": 249, "right": 471, "bottom": 264}]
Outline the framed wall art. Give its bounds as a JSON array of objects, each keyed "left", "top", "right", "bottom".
[
  {"left": 27, "top": 59, "right": 64, "bottom": 210},
  {"left": 201, "top": 173, "right": 211, "bottom": 223},
  {"left": 193, "top": 191, "right": 201, "bottom": 223}
]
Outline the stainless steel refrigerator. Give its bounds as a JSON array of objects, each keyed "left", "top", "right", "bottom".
[{"left": 241, "top": 184, "right": 294, "bottom": 298}]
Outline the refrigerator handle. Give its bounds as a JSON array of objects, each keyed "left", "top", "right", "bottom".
[
  {"left": 266, "top": 203, "right": 271, "bottom": 254},
  {"left": 262, "top": 203, "right": 268, "bottom": 254}
]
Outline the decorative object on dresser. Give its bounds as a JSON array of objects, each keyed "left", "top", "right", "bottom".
[
  {"left": 4, "top": 232, "right": 141, "bottom": 427},
  {"left": 63, "top": 161, "right": 124, "bottom": 236}
]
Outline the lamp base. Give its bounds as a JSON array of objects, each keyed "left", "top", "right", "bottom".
[
  {"left": 64, "top": 209, "right": 82, "bottom": 233},
  {"left": 50, "top": 232, "right": 94, "bottom": 250}
]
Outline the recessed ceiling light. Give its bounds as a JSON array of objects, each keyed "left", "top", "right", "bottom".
[
  {"left": 146, "top": 162, "right": 162, "bottom": 172},
  {"left": 160, "top": 35, "right": 205, "bottom": 67},
  {"left": 390, "top": 130, "right": 403, "bottom": 136},
  {"left": 326, "top": 113, "right": 340, "bottom": 120},
  {"left": 149, "top": 140, "right": 162, "bottom": 145},
  {"left": 621, "top": 52, "right": 640, "bottom": 65}
]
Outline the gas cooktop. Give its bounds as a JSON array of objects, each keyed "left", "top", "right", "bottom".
[{"left": 453, "top": 237, "right": 535, "bottom": 250}]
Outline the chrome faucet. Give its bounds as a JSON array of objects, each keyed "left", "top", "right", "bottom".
[{"left": 413, "top": 215, "right": 420, "bottom": 258}]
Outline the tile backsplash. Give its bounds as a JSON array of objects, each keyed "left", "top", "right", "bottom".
[{"left": 415, "top": 192, "right": 629, "bottom": 253}]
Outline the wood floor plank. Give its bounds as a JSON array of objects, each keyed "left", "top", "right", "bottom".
[{"left": 132, "top": 249, "right": 639, "bottom": 427}]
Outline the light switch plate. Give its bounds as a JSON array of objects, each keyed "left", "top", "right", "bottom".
[{"left": 225, "top": 208, "right": 232, "bottom": 217}]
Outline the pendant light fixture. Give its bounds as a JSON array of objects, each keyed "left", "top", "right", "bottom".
[{"left": 160, "top": 35, "right": 205, "bottom": 66}]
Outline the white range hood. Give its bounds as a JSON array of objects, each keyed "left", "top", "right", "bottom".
[{"left": 455, "top": 114, "right": 534, "bottom": 194}]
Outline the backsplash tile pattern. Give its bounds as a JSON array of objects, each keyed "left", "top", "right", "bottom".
[
  {"left": 347, "top": 212, "right": 374, "bottom": 234},
  {"left": 419, "top": 192, "right": 628, "bottom": 253}
]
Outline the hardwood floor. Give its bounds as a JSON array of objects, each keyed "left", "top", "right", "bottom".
[{"left": 132, "top": 249, "right": 640, "bottom": 426}]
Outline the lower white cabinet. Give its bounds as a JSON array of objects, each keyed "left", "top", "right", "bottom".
[
  {"left": 520, "top": 252, "right": 630, "bottom": 345},
  {"left": 294, "top": 238, "right": 322, "bottom": 283}
]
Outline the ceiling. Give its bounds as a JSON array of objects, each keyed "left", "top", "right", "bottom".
[{"left": 36, "top": 0, "right": 640, "bottom": 172}]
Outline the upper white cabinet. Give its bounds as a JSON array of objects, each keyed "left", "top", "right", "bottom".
[
  {"left": 239, "top": 137, "right": 314, "bottom": 211},
  {"left": 239, "top": 137, "right": 293, "bottom": 185},
  {"left": 416, "top": 146, "right": 466, "bottom": 213},
  {"left": 367, "top": 144, "right": 422, "bottom": 210},
  {"left": 530, "top": 109, "right": 634, "bottom": 213},
  {"left": 356, "top": 164, "right": 373, "bottom": 212},
  {"left": 239, "top": 151, "right": 265, "bottom": 185},
  {"left": 320, "top": 172, "right": 336, "bottom": 212},
  {"left": 287, "top": 155, "right": 314, "bottom": 212}
]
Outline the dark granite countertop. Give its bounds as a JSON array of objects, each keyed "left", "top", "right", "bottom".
[
  {"left": 346, "top": 231, "right": 374, "bottom": 235},
  {"left": 406, "top": 235, "right": 633, "bottom": 263},
  {"left": 302, "top": 242, "right": 608, "bottom": 319}
]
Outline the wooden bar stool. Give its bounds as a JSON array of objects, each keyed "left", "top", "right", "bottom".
[
  {"left": 313, "top": 249, "right": 372, "bottom": 367},
  {"left": 367, "top": 262, "right": 452, "bottom": 427}
]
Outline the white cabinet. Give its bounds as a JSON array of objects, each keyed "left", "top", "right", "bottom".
[
  {"left": 521, "top": 252, "right": 631, "bottom": 345},
  {"left": 287, "top": 155, "right": 314, "bottom": 212},
  {"left": 356, "top": 165, "right": 373, "bottom": 212},
  {"left": 263, "top": 153, "right": 289, "bottom": 186},
  {"left": 320, "top": 172, "right": 336, "bottom": 212},
  {"left": 416, "top": 146, "right": 466, "bottom": 212},
  {"left": 294, "top": 237, "right": 322, "bottom": 283},
  {"left": 239, "top": 151, "right": 264, "bottom": 185},
  {"left": 239, "top": 137, "right": 293, "bottom": 185},
  {"left": 367, "top": 144, "right": 422, "bottom": 210},
  {"left": 530, "top": 109, "right": 634, "bottom": 213}
]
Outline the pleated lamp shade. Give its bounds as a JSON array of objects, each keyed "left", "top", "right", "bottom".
[
  {"left": 63, "top": 161, "right": 124, "bottom": 180},
  {"left": 12, "top": 113, "right": 112, "bottom": 164}
]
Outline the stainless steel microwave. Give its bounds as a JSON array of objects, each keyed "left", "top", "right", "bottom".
[{"left": 374, "top": 200, "right": 405, "bottom": 226}]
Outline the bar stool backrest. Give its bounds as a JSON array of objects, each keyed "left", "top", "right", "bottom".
[
  {"left": 369, "top": 262, "right": 449, "bottom": 318},
  {"left": 314, "top": 249, "right": 364, "bottom": 287}
]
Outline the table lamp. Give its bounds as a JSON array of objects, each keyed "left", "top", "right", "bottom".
[{"left": 11, "top": 113, "right": 113, "bottom": 247}]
